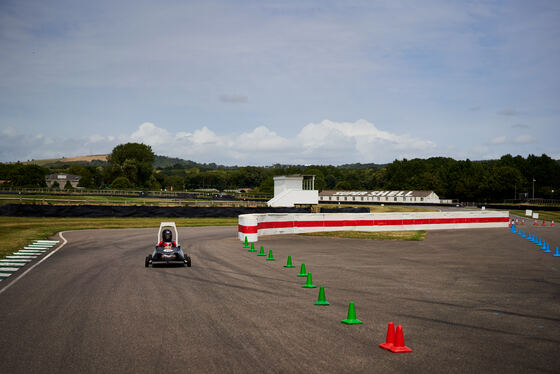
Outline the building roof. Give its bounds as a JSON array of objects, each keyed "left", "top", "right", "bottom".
[
  {"left": 319, "top": 190, "right": 436, "bottom": 198},
  {"left": 273, "top": 174, "right": 315, "bottom": 178},
  {"left": 45, "top": 173, "right": 81, "bottom": 181}
]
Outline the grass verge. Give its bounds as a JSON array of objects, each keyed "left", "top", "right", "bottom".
[
  {"left": 299, "top": 230, "right": 427, "bottom": 241},
  {"left": 0, "top": 216, "right": 237, "bottom": 260},
  {"left": 510, "top": 210, "right": 560, "bottom": 223}
]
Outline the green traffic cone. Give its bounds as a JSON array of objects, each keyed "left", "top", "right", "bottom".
[
  {"left": 341, "top": 302, "right": 362, "bottom": 325},
  {"left": 248, "top": 242, "right": 256, "bottom": 252},
  {"left": 314, "top": 286, "right": 329, "bottom": 305},
  {"left": 257, "top": 246, "right": 266, "bottom": 256},
  {"left": 243, "top": 236, "right": 249, "bottom": 248},
  {"left": 266, "top": 250, "right": 275, "bottom": 261},
  {"left": 297, "top": 263, "right": 307, "bottom": 277},
  {"left": 302, "top": 272, "right": 317, "bottom": 288},
  {"left": 284, "top": 255, "right": 295, "bottom": 268}
]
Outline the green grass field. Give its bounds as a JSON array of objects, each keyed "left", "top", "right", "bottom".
[
  {"left": 300, "top": 230, "right": 427, "bottom": 241},
  {"left": 510, "top": 210, "right": 560, "bottom": 223},
  {"left": 0, "top": 217, "right": 237, "bottom": 260}
]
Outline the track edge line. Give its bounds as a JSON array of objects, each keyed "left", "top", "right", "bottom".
[{"left": 0, "top": 231, "right": 68, "bottom": 296}]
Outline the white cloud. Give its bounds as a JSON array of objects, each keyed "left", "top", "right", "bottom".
[
  {"left": 192, "top": 127, "right": 221, "bottom": 144},
  {"left": 1, "top": 127, "right": 17, "bottom": 137},
  {"left": 487, "top": 135, "right": 507, "bottom": 145},
  {"left": 0, "top": 119, "right": 438, "bottom": 164},
  {"left": 513, "top": 134, "right": 536, "bottom": 144},
  {"left": 131, "top": 122, "right": 171, "bottom": 146},
  {"left": 296, "top": 119, "right": 435, "bottom": 161}
]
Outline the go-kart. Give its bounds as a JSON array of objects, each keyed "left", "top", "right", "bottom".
[{"left": 145, "top": 222, "right": 191, "bottom": 267}]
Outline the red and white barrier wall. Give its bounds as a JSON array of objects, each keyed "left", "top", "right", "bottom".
[{"left": 238, "top": 211, "right": 509, "bottom": 242}]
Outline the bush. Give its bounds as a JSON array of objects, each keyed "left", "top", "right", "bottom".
[{"left": 111, "top": 177, "right": 133, "bottom": 190}]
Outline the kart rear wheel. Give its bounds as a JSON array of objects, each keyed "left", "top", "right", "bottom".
[
  {"left": 145, "top": 254, "right": 152, "bottom": 268},
  {"left": 186, "top": 256, "right": 192, "bottom": 267}
]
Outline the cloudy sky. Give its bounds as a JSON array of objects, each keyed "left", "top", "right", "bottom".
[{"left": 1, "top": 0, "right": 559, "bottom": 165}]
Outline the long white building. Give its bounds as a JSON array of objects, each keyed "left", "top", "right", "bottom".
[{"left": 319, "top": 190, "right": 440, "bottom": 204}]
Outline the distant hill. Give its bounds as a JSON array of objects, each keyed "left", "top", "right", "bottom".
[
  {"left": 21, "top": 154, "right": 232, "bottom": 170},
  {"left": 338, "top": 162, "right": 387, "bottom": 169},
  {"left": 153, "top": 155, "right": 235, "bottom": 170},
  {"left": 25, "top": 155, "right": 109, "bottom": 167}
]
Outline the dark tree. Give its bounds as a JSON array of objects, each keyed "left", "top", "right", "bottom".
[{"left": 107, "top": 143, "right": 155, "bottom": 188}]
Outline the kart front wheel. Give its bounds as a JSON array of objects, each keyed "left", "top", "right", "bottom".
[{"left": 145, "top": 255, "right": 152, "bottom": 268}]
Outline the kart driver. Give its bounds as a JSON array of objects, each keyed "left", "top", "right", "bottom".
[{"left": 158, "top": 228, "right": 177, "bottom": 248}]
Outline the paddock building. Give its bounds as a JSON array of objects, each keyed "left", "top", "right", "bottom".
[
  {"left": 45, "top": 173, "right": 81, "bottom": 188},
  {"left": 319, "top": 190, "right": 440, "bottom": 204}
]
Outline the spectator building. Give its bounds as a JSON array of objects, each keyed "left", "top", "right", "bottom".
[
  {"left": 45, "top": 173, "right": 81, "bottom": 188},
  {"left": 319, "top": 190, "right": 440, "bottom": 204}
]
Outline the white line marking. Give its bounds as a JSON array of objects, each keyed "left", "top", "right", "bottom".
[
  {"left": 6, "top": 255, "right": 37, "bottom": 259},
  {"left": 35, "top": 240, "right": 59, "bottom": 243},
  {"left": 0, "top": 262, "right": 26, "bottom": 267},
  {"left": 15, "top": 251, "right": 43, "bottom": 255},
  {"left": 0, "top": 232, "right": 68, "bottom": 295},
  {"left": 0, "top": 259, "right": 31, "bottom": 263},
  {"left": 18, "top": 250, "right": 46, "bottom": 253},
  {"left": 0, "top": 273, "right": 11, "bottom": 278},
  {"left": 0, "top": 267, "right": 20, "bottom": 272}
]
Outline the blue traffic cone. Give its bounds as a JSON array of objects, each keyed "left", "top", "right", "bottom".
[
  {"left": 544, "top": 243, "right": 551, "bottom": 253},
  {"left": 521, "top": 230, "right": 526, "bottom": 238},
  {"left": 538, "top": 238, "right": 542, "bottom": 246},
  {"left": 541, "top": 241, "right": 547, "bottom": 250},
  {"left": 517, "top": 229, "right": 522, "bottom": 236},
  {"left": 527, "top": 233, "right": 532, "bottom": 240},
  {"left": 554, "top": 247, "right": 560, "bottom": 257}
]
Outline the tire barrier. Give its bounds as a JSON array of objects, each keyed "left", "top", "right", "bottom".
[
  {"left": 238, "top": 211, "right": 510, "bottom": 242},
  {"left": 319, "top": 207, "right": 370, "bottom": 213},
  {"left": 0, "top": 204, "right": 307, "bottom": 218}
]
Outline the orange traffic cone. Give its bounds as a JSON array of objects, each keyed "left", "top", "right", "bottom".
[
  {"left": 379, "top": 322, "right": 395, "bottom": 350},
  {"left": 522, "top": 219, "right": 525, "bottom": 225},
  {"left": 534, "top": 219, "right": 538, "bottom": 226},
  {"left": 515, "top": 218, "right": 519, "bottom": 225},
  {"left": 389, "top": 325, "right": 412, "bottom": 353},
  {"left": 552, "top": 220, "right": 555, "bottom": 227},
  {"left": 542, "top": 220, "right": 546, "bottom": 226}
]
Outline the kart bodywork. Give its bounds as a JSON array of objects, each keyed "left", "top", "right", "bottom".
[{"left": 145, "top": 222, "right": 192, "bottom": 267}]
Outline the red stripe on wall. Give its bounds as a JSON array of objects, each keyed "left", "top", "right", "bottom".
[
  {"left": 239, "top": 216, "right": 508, "bottom": 233},
  {"left": 258, "top": 221, "right": 294, "bottom": 229},
  {"left": 238, "top": 224, "right": 258, "bottom": 234}
]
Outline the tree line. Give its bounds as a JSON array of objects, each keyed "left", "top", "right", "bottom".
[{"left": 0, "top": 142, "right": 558, "bottom": 202}]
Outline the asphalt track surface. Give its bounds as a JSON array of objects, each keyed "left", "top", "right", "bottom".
[{"left": 1, "top": 225, "right": 560, "bottom": 374}]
